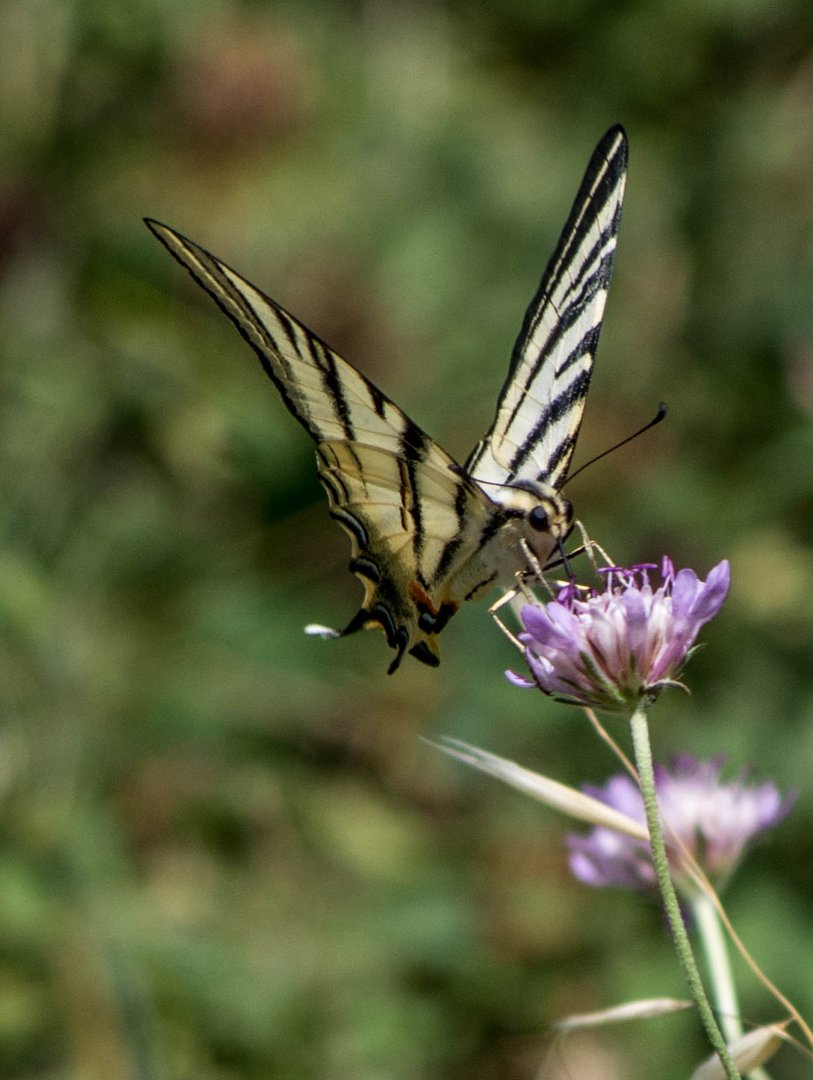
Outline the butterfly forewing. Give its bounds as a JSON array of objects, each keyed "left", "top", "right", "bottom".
[
  {"left": 466, "top": 125, "right": 627, "bottom": 491},
  {"left": 146, "top": 126, "right": 628, "bottom": 672},
  {"left": 145, "top": 222, "right": 426, "bottom": 455}
]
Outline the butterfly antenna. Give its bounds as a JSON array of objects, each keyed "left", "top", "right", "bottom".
[
  {"left": 464, "top": 403, "right": 665, "bottom": 499},
  {"left": 565, "top": 402, "right": 667, "bottom": 486}
]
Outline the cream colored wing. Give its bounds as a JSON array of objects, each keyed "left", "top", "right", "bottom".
[
  {"left": 145, "top": 220, "right": 429, "bottom": 456},
  {"left": 466, "top": 126, "right": 627, "bottom": 493}
]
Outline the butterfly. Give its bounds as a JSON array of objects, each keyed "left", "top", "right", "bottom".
[{"left": 146, "top": 125, "right": 627, "bottom": 673}]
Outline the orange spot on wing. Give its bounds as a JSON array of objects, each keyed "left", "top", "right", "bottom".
[{"left": 409, "top": 581, "right": 435, "bottom": 611}]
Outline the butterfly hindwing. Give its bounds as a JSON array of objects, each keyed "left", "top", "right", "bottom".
[{"left": 316, "top": 440, "right": 500, "bottom": 673}]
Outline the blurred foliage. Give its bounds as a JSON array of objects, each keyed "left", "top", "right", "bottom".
[{"left": 1, "top": 0, "right": 812, "bottom": 1076}]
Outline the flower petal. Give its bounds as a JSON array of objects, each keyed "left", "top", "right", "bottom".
[
  {"left": 505, "top": 669, "right": 535, "bottom": 688},
  {"left": 690, "top": 559, "right": 731, "bottom": 622},
  {"left": 671, "top": 567, "right": 702, "bottom": 611}
]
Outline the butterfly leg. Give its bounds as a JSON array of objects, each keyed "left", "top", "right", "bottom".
[
  {"left": 572, "top": 519, "right": 615, "bottom": 572},
  {"left": 488, "top": 589, "right": 525, "bottom": 651}
]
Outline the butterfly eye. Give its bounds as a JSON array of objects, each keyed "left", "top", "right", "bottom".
[{"left": 528, "top": 506, "right": 550, "bottom": 532}]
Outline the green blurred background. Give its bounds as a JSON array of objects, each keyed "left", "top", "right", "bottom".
[{"left": 2, "top": 1, "right": 813, "bottom": 1077}]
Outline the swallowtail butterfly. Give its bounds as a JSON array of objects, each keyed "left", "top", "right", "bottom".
[{"left": 146, "top": 125, "right": 627, "bottom": 673}]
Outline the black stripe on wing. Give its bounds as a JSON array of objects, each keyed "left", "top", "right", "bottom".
[
  {"left": 399, "top": 420, "right": 429, "bottom": 582},
  {"left": 430, "top": 479, "right": 469, "bottom": 587}
]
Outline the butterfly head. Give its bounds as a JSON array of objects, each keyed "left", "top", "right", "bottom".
[{"left": 496, "top": 482, "right": 574, "bottom": 567}]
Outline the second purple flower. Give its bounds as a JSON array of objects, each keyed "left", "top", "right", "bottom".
[{"left": 566, "top": 755, "right": 794, "bottom": 895}]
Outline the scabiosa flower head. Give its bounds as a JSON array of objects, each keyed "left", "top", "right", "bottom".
[
  {"left": 567, "top": 756, "right": 794, "bottom": 896},
  {"left": 508, "top": 558, "right": 730, "bottom": 712}
]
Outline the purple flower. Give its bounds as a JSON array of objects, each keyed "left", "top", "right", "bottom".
[
  {"left": 508, "top": 558, "right": 730, "bottom": 712},
  {"left": 567, "top": 756, "right": 794, "bottom": 895}
]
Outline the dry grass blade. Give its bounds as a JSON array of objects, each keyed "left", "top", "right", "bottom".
[
  {"left": 553, "top": 997, "right": 692, "bottom": 1032},
  {"left": 430, "top": 739, "right": 648, "bottom": 839},
  {"left": 689, "top": 1023, "right": 790, "bottom": 1080}
]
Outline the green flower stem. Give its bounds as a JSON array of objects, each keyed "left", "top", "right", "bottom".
[
  {"left": 629, "top": 703, "right": 741, "bottom": 1080},
  {"left": 693, "top": 893, "right": 771, "bottom": 1080}
]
